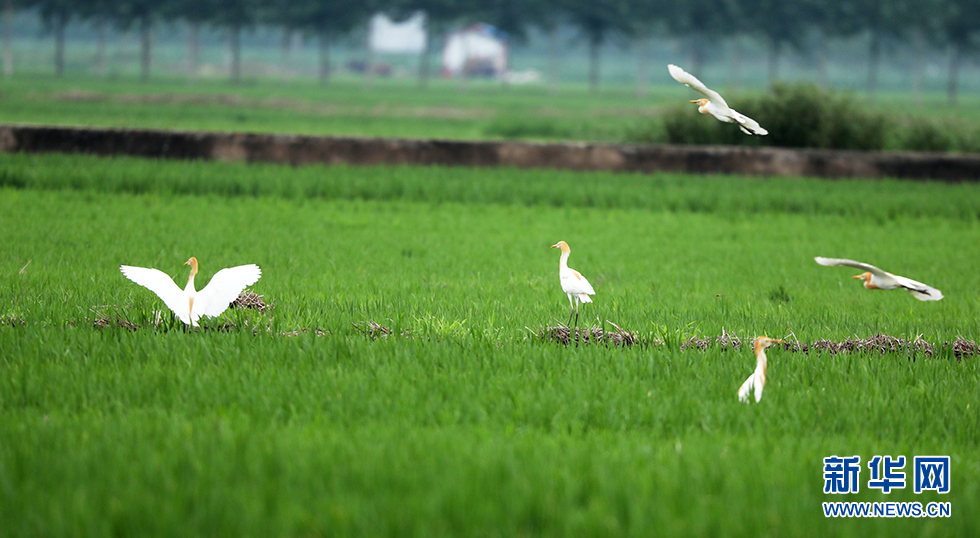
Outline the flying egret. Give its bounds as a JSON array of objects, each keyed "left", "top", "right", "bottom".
[
  {"left": 738, "top": 336, "right": 783, "bottom": 403},
  {"left": 668, "top": 64, "right": 768, "bottom": 136},
  {"left": 814, "top": 257, "right": 943, "bottom": 301},
  {"left": 551, "top": 241, "right": 595, "bottom": 327},
  {"left": 120, "top": 257, "right": 262, "bottom": 327}
]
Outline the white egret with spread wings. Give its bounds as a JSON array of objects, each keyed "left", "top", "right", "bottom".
[
  {"left": 668, "top": 64, "right": 768, "bottom": 136},
  {"left": 121, "top": 257, "right": 262, "bottom": 326}
]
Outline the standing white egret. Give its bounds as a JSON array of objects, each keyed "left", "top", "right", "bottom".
[
  {"left": 551, "top": 241, "right": 595, "bottom": 327},
  {"left": 668, "top": 64, "right": 768, "bottom": 136},
  {"left": 120, "top": 257, "right": 262, "bottom": 327},
  {"left": 814, "top": 257, "right": 943, "bottom": 301},
  {"left": 738, "top": 336, "right": 783, "bottom": 403}
]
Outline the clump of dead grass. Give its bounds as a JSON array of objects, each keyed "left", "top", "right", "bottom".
[
  {"left": 680, "top": 336, "right": 710, "bottom": 351},
  {"left": 0, "top": 315, "right": 26, "bottom": 327},
  {"left": 280, "top": 328, "right": 328, "bottom": 337},
  {"left": 537, "top": 320, "right": 639, "bottom": 347},
  {"left": 715, "top": 328, "right": 743, "bottom": 350},
  {"left": 945, "top": 337, "right": 977, "bottom": 361},
  {"left": 231, "top": 289, "right": 273, "bottom": 312},
  {"left": 93, "top": 317, "right": 140, "bottom": 331},
  {"left": 796, "top": 334, "right": 933, "bottom": 357},
  {"left": 352, "top": 320, "right": 412, "bottom": 340}
]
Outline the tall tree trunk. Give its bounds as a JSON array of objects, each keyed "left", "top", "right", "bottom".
[
  {"left": 867, "top": 30, "right": 880, "bottom": 93},
  {"left": 815, "top": 28, "right": 829, "bottom": 87},
  {"left": 54, "top": 12, "right": 66, "bottom": 77},
  {"left": 230, "top": 23, "right": 241, "bottom": 83},
  {"left": 728, "top": 35, "right": 742, "bottom": 89},
  {"left": 458, "top": 33, "right": 469, "bottom": 91},
  {"left": 139, "top": 17, "right": 151, "bottom": 82},
  {"left": 280, "top": 26, "right": 291, "bottom": 80},
  {"left": 318, "top": 32, "right": 330, "bottom": 85},
  {"left": 4, "top": 0, "right": 13, "bottom": 78},
  {"left": 499, "top": 44, "right": 509, "bottom": 88},
  {"left": 188, "top": 21, "right": 199, "bottom": 82},
  {"left": 417, "top": 20, "right": 430, "bottom": 88},
  {"left": 547, "top": 26, "right": 559, "bottom": 95},
  {"left": 635, "top": 36, "right": 647, "bottom": 99},
  {"left": 911, "top": 29, "right": 924, "bottom": 106},
  {"left": 95, "top": 14, "right": 106, "bottom": 78},
  {"left": 947, "top": 43, "right": 961, "bottom": 105},
  {"left": 364, "top": 23, "right": 374, "bottom": 89},
  {"left": 688, "top": 32, "right": 704, "bottom": 77},
  {"left": 588, "top": 34, "right": 600, "bottom": 94},
  {"left": 767, "top": 38, "right": 780, "bottom": 84}
]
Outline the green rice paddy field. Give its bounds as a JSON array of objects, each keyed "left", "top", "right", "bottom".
[{"left": 1, "top": 151, "right": 979, "bottom": 536}]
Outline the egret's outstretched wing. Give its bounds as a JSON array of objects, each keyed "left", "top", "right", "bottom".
[
  {"left": 668, "top": 64, "right": 728, "bottom": 108},
  {"left": 120, "top": 265, "right": 190, "bottom": 324},
  {"left": 891, "top": 275, "right": 944, "bottom": 301},
  {"left": 737, "top": 370, "right": 763, "bottom": 403},
  {"left": 733, "top": 112, "right": 768, "bottom": 136},
  {"left": 814, "top": 257, "right": 886, "bottom": 276},
  {"left": 196, "top": 264, "right": 262, "bottom": 318}
]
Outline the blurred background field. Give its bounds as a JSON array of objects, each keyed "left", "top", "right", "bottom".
[{"left": 4, "top": 2, "right": 980, "bottom": 151}]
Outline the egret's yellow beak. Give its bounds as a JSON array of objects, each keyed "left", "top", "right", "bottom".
[{"left": 689, "top": 100, "right": 700, "bottom": 103}]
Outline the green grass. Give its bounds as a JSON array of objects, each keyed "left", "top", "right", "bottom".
[
  {"left": 1, "top": 152, "right": 979, "bottom": 536},
  {"left": 5, "top": 73, "right": 980, "bottom": 148},
  {"left": 0, "top": 73, "right": 666, "bottom": 142}
]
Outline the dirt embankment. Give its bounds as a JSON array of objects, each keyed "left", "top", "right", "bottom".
[{"left": 2, "top": 124, "right": 979, "bottom": 181}]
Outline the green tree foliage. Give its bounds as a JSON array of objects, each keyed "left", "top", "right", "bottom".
[
  {"left": 938, "top": 0, "right": 980, "bottom": 103},
  {"left": 739, "top": 0, "right": 822, "bottom": 82},
  {"left": 34, "top": 0, "right": 75, "bottom": 76},
  {"left": 289, "top": 0, "right": 375, "bottom": 84},
  {"left": 663, "top": 0, "right": 740, "bottom": 76},
  {"left": 113, "top": 0, "right": 162, "bottom": 81},
  {"left": 562, "top": 0, "right": 631, "bottom": 93}
]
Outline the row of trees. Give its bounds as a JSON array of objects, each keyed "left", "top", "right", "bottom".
[{"left": 6, "top": 0, "right": 980, "bottom": 101}]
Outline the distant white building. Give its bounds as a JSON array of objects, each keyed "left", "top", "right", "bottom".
[
  {"left": 369, "top": 12, "right": 426, "bottom": 55},
  {"left": 441, "top": 23, "right": 508, "bottom": 78}
]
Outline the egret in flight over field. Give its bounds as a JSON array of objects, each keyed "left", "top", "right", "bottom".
[
  {"left": 551, "top": 241, "right": 595, "bottom": 327},
  {"left": 738, "top": 336, "right": 783, "bottom": 403},
  {"left": 814, "top": 257, "right": 943, "bottom": 301},
  {"left": 121, "top": 257, "right": 262, "bottom": 326},
  {"left": 668, "top": 64, "right": 768, "bottom": 136}
]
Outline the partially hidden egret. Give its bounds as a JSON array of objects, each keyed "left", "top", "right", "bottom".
[
  {"left": 668, "top": 64, "right": 768, "bottom": 136},
  {"left": 120, "top": 257, "right": 262, "bottom": 326},
  {"left": 738, "top": 336, "right": 783, "bottom": 403},
  {"left": 551, "top": 241, "right": 595, "bottom": 327},
  {"left": 814, "top": 257, "right": 943, "bottom": 301}
]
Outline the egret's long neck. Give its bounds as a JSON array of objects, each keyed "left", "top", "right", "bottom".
[
  {"left": 756, "top": 348, "right": 768, "bottom": 376},
  {"left": 558, "top": 250, "right": 570, "bottom": 270},
  {"left": 185, "top": 261, "right": 198, "bottom": 293}
]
